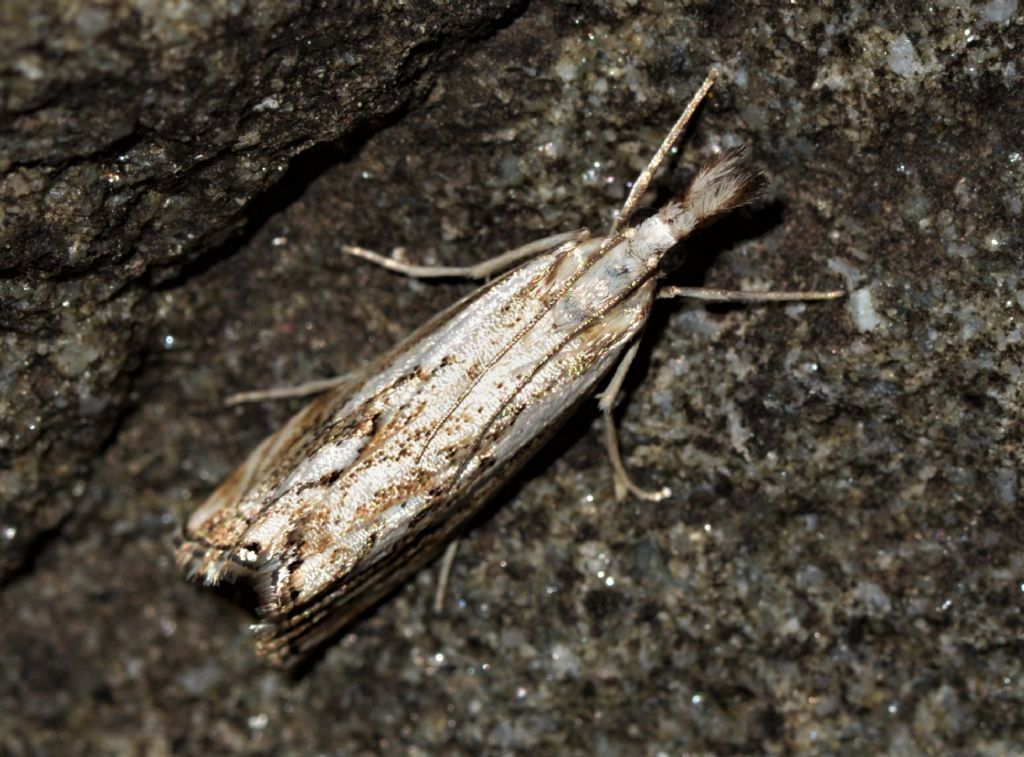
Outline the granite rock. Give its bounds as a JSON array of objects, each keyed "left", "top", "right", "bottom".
[
  {"left": 0, "top": 0, "right": 519, "bottom": 579},
  {"left": 2, "top": 1, "right": 1022, "bottom": 754}
]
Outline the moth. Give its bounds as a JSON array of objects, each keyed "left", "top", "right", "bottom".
[{"left": 177, "top": 70, "right": 843, "bottom": 666}]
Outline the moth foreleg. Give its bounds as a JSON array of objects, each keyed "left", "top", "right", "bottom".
[
  {"left": 598, "top": 340, "right": 673, "bottom": 503},
  {"left": 340, "top": 229, "right": 586, "bottom": 281}
]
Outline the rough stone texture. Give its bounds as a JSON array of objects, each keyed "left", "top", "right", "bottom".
[
  {"left": 2, "top": 0, "right": 1022, "bottom": 754},
  {"left": 0, "top": 0, "right": 520, "bottom": 578}
]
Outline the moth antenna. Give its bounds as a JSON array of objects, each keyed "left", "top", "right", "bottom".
[{"left": 608, "top": 69, "right": 719, "bottom": 236}]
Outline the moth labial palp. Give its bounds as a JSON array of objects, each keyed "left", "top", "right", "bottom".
[{"left": 176, "top": 68, "right": 845, "bottom": 667}]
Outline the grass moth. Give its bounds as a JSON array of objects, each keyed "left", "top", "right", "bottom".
[{"left": 177, "top": 70, "right": 843, "bottom": 666}]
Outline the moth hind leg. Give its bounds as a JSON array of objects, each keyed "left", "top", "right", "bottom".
[{"left": 339, "top": 229, "right": 586, "bottom": 282}]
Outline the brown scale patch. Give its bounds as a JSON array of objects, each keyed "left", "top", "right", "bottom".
[
  {"left": 343, "top": 410, "right": 388, "bottom": 457},
  {"left": 322, "top": 403, "right": 373, "bottom": 448},
  {"left": 539, "top": 251, "right": 572, "bottom": 289},
  {"left": 316, "top": 467, "right": 344, "bottom": 488},
  {"left": 350, "top": 475, "right": 427, "bottom": 523},
  {"left": 403, "top": 421, "right": 435, "bottom": 444},
  {"left": 309, "top": 527, "right": 337, "bottom": 556}
]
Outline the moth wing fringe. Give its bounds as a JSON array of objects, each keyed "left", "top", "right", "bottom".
[{"left": 249, "top": 564, "right": 397, "bottom": 667}]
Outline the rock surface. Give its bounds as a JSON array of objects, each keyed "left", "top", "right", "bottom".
[
  {"left": 0, "top": 0, "right": 518, "bottom": 578},
  {"left": 2, "top": 1, "right": 1021, "bottom": 754}
]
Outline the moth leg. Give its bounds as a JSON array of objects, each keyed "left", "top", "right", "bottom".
[
  {"left": 225, "top": 375, "right": 350, "bottom": 406},
  {"left": 658, "top": 286, "right": 846, "bottom": 302},
  {"left": 433, "top": 538, "right": 461, "bottom": 613},
  {"left": 340, "top": 229, "right": 586, "bottom": 281},
  {"left": 598, "top": 341, "right": 673, "bottom": 503},
  {"left": 596, "top": 286, "right": 844, "bottom": 498}
]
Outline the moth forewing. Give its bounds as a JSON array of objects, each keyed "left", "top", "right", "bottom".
[
  {"left": 178, "top": 70, "right": 842, "bottom": 666},
  {"left": 259, "top": 278, "right": 657, "bottom": 664},
  {"left": 177, "top": 230, "right": 660, "bottom": 664}
]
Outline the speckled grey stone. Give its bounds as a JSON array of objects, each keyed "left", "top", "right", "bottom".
[
  {"left": 0, "top": 0, "right": 518, "bottom": 578},
  {"left": 2, "top": 1, "right": 1022, "bottom": 754}
]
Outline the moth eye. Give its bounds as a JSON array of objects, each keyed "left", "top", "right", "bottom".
[
  {"left": 626, "top": 206, "right": 657, "bottom": 227},
  {"left": 658, "top": 246, "right": 688, "bottom": 274}
]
